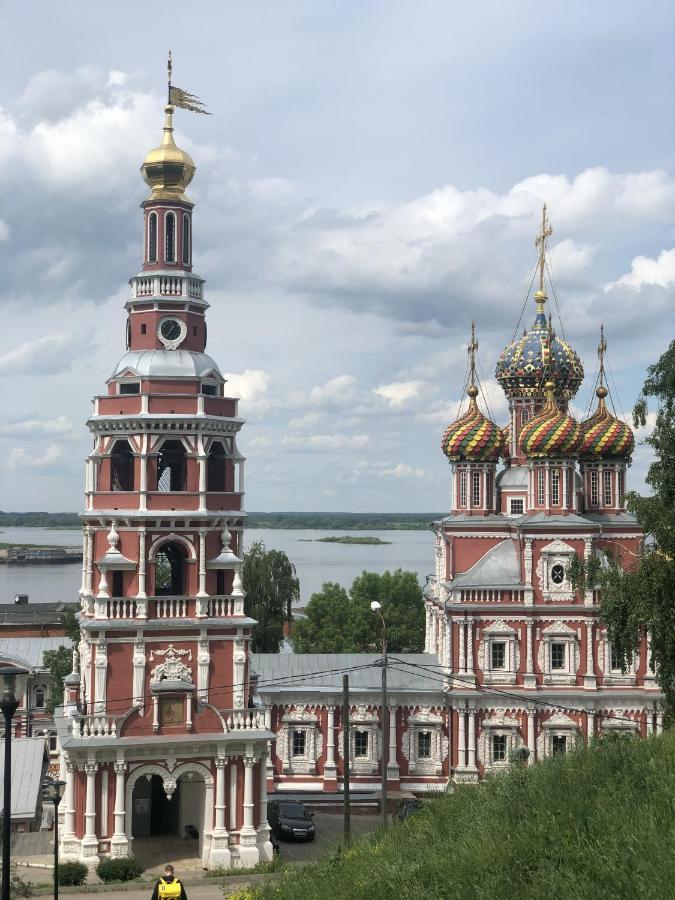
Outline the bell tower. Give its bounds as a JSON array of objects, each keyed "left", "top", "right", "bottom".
[{"left": 58, "top": 74, "right": 274, "bottom": 871}]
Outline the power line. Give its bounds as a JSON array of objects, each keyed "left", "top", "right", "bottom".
[{"left": 510, "top": 256, "right": 539, "bottom": 344}]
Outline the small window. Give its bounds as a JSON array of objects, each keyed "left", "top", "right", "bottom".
[
  {"left": 417, "top": 731, "right": 432, "bottom": 758},
  {"left": 618, "top": 470, "right": 625, "bottom": 504},
  {"left": 537, "top": 468, "right": 545, "bottom": 505},
  {"left": 610, "top": 645, "right": 623, "bottom": 672},
  {"left": 521, "top": 408, "right": 530, "bottom": 425},
  {"left": 292, "top": 730, "right": 306, "bottom": 756},
  {"left": 215, "top": 570, "right": 225, "bottom": 595},
  {"left": 471, "top": 471, "right": 481, "bottom": 507},
  {"left": 354, "top": 730, "right": 369, "bottom": 757},
  {"left": 603, "top": 470, "right": 612, "bottom": 506},
  {"left": 510, "top": 499, "right": 524, "bottom": 516},
  {"left": 551, "top": 734, "right": 567, "bottom": 755},
  {"left": 148, "top": 212, "right": 157, "bottom": 263},
  {"left": 119, "top": 383, "right": 140, "bottom": 395},
  {"left": 34, "top": 686, "right": 45, "bottom": 709},
  {"left": 459, "top": 471, "right": 467, "bottom": 507},
  {"left": 165, "top": 212, "right": 176, "bottom": 263},
  {"left": 48, "top": 733, "right": 58, "bottom": 752},
  {"left": 201, "top": 383, "right": 218, "bottom": 396},
  {"left": 183, "top": 214, "right": 191, "bottom": 266},
  {"left": 111, "top": 571, "right": 124, "bottom": 598},
  {"left": 111, "top": 439, "right": 135, "bottom": 492},
  {"left": 207, "top": 441, "right": 227, "bottom": 492},
  {"left": 141, "top": 323, "right": 147, "bottom": 335},
  {"left": 490, "top": 642, "right": 506, "bottom": 669},
  {"left": 550, "top": 564, "right": 565, "bottom": 585},
  {"left": 551, "top": 643, "right": 566, "bottom": 670},
  {"left": 492, "top": 734, "right": 507, "bottom": 762},
  {"left": 551, "top": 470, "right": 560, "bottom": 505},
  {"left": 590, "top": 470, "right": 599, "bottom": 506}
]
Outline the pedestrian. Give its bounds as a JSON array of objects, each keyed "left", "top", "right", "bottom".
[{"left": 150, "top": 864, "right": 188, "bottom": 900}]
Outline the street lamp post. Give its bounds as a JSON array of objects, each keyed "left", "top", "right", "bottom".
[
  {"left": 1, "top": 666, "right": 28, "bottom": 900},
  {"left": 43, "top": 779, "right": 66, "bottom": 900},
  {"left": 370, "top": 601, "right": 388, "bottom": 826}
]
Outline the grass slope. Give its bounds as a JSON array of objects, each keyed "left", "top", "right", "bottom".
[{"left": 252, "top": 733, "right": 675, "bottom": 900}]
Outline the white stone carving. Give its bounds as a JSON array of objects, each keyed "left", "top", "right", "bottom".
[
  {"left": 150, "top": 644, "right": 193, "bottom": 684},
  {"left": 537, "top": 711, "right": 580, "bottom": 758},
  {"left": 535, "top": 538, "right": 576, "bottom": 602},
  {"left": 402, "top": 707, "right": 445, "bottom": 775},
  {"left": 477, "top": 708, "right": 523, "bottom": 772},
  {"left": 337, "top": 705, "right": 382, "bottom": 774},
  {"left": 478, "top": 621, "right": 520, "bottom": 685},
  {"left": 277, "top": 707, "right": 324, "bottom": 775},
  {"left": 537, "top": 621, "right": 581, "bottom": 685}
]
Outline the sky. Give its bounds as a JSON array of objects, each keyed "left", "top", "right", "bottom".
[{"left": 0, "top": 1, "right": 673, "bottom": 512}]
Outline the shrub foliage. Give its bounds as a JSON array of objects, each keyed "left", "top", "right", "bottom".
[
  {"left": 96, "top": 856, "right": 144, "bottom": 882},
  {"left": 57, "top": 862, "right": 87, "bottom": 886}
]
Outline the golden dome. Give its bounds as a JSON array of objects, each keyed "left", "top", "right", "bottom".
[{"left": 141, "top": 105, "right": 195, "bottom": 203}]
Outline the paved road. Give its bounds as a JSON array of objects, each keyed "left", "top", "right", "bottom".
[{"left": 275, "top": 809, "right": 379, "bottom": 863}]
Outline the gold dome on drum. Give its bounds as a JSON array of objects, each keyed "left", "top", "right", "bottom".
[{"left": 141, "top": 105, "right": 195, "bottom": 203}]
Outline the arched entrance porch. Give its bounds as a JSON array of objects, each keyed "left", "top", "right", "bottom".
[{"left": 126, "top": 763, "right": 213, "bottom": 869}]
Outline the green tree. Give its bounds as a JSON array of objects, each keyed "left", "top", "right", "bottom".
[
  {"left": 570, "top": 341, "right": 675, "bottom": 709},
  {"left": 43, "top": 645, "right": 75, "bottom": 714},
  {"left": 293, "top": 569, "right": 425, "bottom": 653},
  {"left": 60, "top": 607, "right": 81, "bottom": 643},
  {"left": 243, "top": 541, "right": 300, "bottom": 652}
]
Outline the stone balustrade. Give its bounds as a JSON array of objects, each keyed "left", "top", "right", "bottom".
[{"left": 130, "top": 274, "right": 203, "bottom": 301}]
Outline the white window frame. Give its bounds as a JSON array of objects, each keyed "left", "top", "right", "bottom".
[
  {"left": 535, "top": 539, "right": 576, "bottom": 602},
  {"left": 164, "top": 211, "right": 176, "bottom": 264},
  {"left": 538, "top": 712, "right": 580, "bottom": 758},
  {"left": 603, "top": 469, "right": 612, "bottom": 507},
  {"left": 278, "top": 708, "right": 323, "bottom": 775},
  {"left": 537, "top": 468, "right": 545, "bottom": 505},
  {"left": 598, "top": 634, "right": 637, "bottom": 685},
  {"left": 509, "top": 498, "right": 525, "bottom": 516},
  {"left": 590, "top": 469, "right": 599, "bottom": 506},
  {"left": 551, "top": 469, "right": 560, "bottom": 506},
  {"left": 404, "top": 709, "right": 444, "bottom": 775},
  {"left": 478, "top": 711, "right": 522, "bottom": 772},
  {"left": 471, "top": 470, "right": 481, "bottom": 507},
  {"left": 540, "top": 621, "right": 579, "bottom": 685},
  {"left": 339, "top": 706, "right": 381, "bottom": 774},
  {"left": 459, "top": 470, "right": 467, "bottom": 508},
  {"left": 480, "top": 622, "right": 519, "bottom": 685}
]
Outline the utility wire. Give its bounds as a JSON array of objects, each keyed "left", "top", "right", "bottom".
[
  {"left": 510, "top": 256, "right": 539, "bottom": 344},
  {"left": 544, "top": 257, "right": 568, "bottom": 343}
]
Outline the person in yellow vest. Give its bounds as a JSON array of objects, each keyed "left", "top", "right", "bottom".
[{"left": 150, "top": 864, "right": 188, "bottom": 900}]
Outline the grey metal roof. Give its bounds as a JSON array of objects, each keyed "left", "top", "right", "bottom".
[
  {"left": 110, "top": 349, "right": 223, "bottom": 381},
  {"left": 496, "top": 466, "right": 528, "bottom": 488},
  {"left": 0, "top": 637, "right": 70, "bottom": 670},
  {"left": 0, "top": 737, "right": 46, "bottom": 820},
  {"left": 451, "top": 539, "right": 521, "bottom": 588},
  {"left": 251, "top": 653, "right": 442, "bottom": 694},
  {"left": 0, "top": 601, "right": 78, "bottom": 626}
]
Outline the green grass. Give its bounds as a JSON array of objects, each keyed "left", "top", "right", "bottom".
[{"left": 250, "top": 732, "right": 675, "bottom": 900}]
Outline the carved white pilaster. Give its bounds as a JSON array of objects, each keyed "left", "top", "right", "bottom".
[
  {"left": 111, "top": 761, "right": 129, "bottom": 857},
  {"left": 82, "top": 762, "right": 99, "bottom": 856},
  {"left": 197, "top": 530, "right": 208, "bottom": 599},
  {"left": 524, "top": 620, "right": 536, "bottom": 688},
  {"left": 198, "top": 635, "right": 210, "bottom": 702},
  {"left": 324, "top": 706, "right": 336, "bottom": 777},
  {"left": 132, "top": 640, "right": 145, "bottom": 711},
  {"left": 456, "top": 708, "right": 466, "bottom": 771},
  {"left": 94, "top": 642, "right": 107, "bottom": 713},
  {"left": 584, "top": 620, "right": 596, "bottom": 689},
  {"left": 232, "top": 565, "right": 245, "bottom": 616},
  {"left": 524, "top": 539, "right": 534, "bottom": 604},
  {"left": 527, "top": 710, "right": 536, "bottom": 764},
  {"left": 388, "top": 705, "right": 399, "bottom": 777},
  {"left": 229, "top": 758, "right": 238, "bottom": 831},
  {"left": 233, "top": 638, "right": 246, "bottom": 708},
  {"left": 583, "top": 538, "right": 594, "bottom": 605},
  {"left": 467, "top": 709, "right": 477, "bottom": 770},
  {"left": 458, "top": 619, "right": 466, "bottom": 675},
  {"left": 137, "top": 529, "right": 147, "bottom": 612}
]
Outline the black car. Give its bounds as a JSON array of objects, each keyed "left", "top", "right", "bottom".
[
  {"left": 268, "top": 800, "right": 316, "bottom": 841},
  {"left": 394, "top": 798, "right": 423, "bottom": 822}
]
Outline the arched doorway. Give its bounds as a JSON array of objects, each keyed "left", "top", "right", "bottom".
[{"left": 131, "top": 774, "right": 180, "bottom": 838}]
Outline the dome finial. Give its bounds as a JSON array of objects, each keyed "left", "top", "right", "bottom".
[
  {"left": 467, "top": 321, "right": 478, "bottom": 401},
  {"left": 597, "top": 323, "right": 608, "bottom": 401},
  {"left": 533, "top": 202, "right": 553, "bottom": 313}
]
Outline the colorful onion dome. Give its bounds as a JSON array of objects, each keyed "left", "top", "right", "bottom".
[
  {"left": 495, "top": 294, "right": 584, "bottom": 401},
  {"left": 141, "top": 105, "right": 196, "bottom": 203},
  {"left": 520, "top": 381, "right": 583, "bottom": 458},
  {"left": 441, "top": 385, "right": 504, "bottom": 462},
  {"left": 580, "top": 386, "right": 635, "bottom": 459}
]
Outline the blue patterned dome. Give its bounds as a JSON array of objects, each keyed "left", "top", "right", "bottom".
[{"left": 495, "top": 293, "right": 584, "bottom": 401}]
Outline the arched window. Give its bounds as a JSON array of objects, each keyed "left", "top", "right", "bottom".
[
  {"left": 34, "top": 686, "right": 46, "bottom": 709},
  {"left": 207, "top": 441, "right": 227, "bottom": 492},
  {"left": 111, "top": 440, "right": 135, "bottom": 492},
  {"left": 157, "top": 440, "right": 186, "bottom": 492},
  {"left": 155, "top": 541, "right": 187, "bottom": 596},
  {"left": 165, "top": 212, "right": 176, "bottom": 263},
  {"left": 182, "top": 214, "right": 190, "bottom": 266},
  {"left": 148, "top": 212, "right": 158, "bottom": 263}
]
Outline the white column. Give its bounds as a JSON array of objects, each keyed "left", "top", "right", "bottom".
[
  {"left": 229, "top": 759, "right": 238, "bottom": 831},
  {"left": 527, "top": 710, "right": 536, "bottom": 764},
  {"left": 197, "top": 530, "right": 208, "bottom": 601},
  {"left": 100, "top": 768, "right": 109, "bottom": 838},
  {"left": 137, "top": 529, "right": 147, "bottom": 608},
  {"left": 81, "top": 762, "right": 99, "bottom": 858},
  {"left": 524, "top": 620, "right": 535, "bottom": 688},
  {"left": 63, "top": 761, "right": 77, "bottom": 839},
  {"left": 656, "top": 712, "right": 664, "bottom": 735},
  {"left": 94, "top": 642, "right": 107, "bottom": 713},
  {"left": 325, "top": 706, "right": 336, "bottom": 778},
  {"left": 257, "top": 753, "right": 273, "bottom": 860},
  {"left": 238, "top": 755, "right": 259, "bottom": 864},
  {"left": 139, "top": 437, "right": 148, "bottom": 510},
  {"left": 111, "top": 762, "right": 129, "bottom": 857},
  {"left": 458, "top": 619, "right": 466, "bottom": 675},
  {"left": 388, "top": 705, "right": 398, "bottom": 776},
  {"left": 467, "top": 709, "right": 477, "bottom": 771},
  {"left": 198, "top": 441, "right": 207, "bottom": 512},
  {"left": 424, "top": 605, "right": 431, "bottom": 653},
  {"left": 456, "top": 708, "right": 466, "bottom": 771},
  {"left": 587, "top": 709, "right": 596, "bottom": 745},
  {"left": 466, "top": 618, "right": 474, "bottom": 673},
  {"left": 584, "top": 620, "right": 596, "bottom": 689},
  {"left": 214, "top": 758, "right": 227, "bottom": 831}
]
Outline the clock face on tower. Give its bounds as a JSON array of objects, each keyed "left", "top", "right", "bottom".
[{"left": 157, "top": 317, "right": 187, "bottom": 349}]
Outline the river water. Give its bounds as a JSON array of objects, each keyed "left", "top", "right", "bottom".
[{"left": 0, "top": 526, "right": 435, "bottom": 606}]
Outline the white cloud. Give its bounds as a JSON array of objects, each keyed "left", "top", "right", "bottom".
[
  {"left": 222, "top": 369, "right": 271, "bottom": 414},
  {"left": 609, "top": 247, "right": 675, "bottom": 290},
  {"left": 0, "top": 334, "right": 76, "bottom": 376},
  {"left": 374, "top": 380, "right": 424, "bottom": 407},
  {"left": 287, "top": 374, "right": 360, "bottom": 411},
  {"left": 379, "top": 463, "right": 426, "bottom": 479},
  {"left": 7, "top": 444, "right": 63, "bottom": 469},
  {"left": 282, "top": 433, "right": 370, "bottom": 452},
  {"left": 0, "top": 415, "right": 74, "bottom": 437}
]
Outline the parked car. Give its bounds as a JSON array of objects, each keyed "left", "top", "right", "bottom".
[
  {"left": 394, "top": 798, "right": 423, "bottom": 822},
  {"left": 268, "top": 800, "right": 316, "bottom": 841}
]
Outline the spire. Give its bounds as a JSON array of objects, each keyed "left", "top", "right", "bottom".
[
  {"left": 596, "top": 322, "right": 608, "bottom": 406},
  {"left": 467, "top": 321, "right": 478, "bottom": 402},
  {"left": 534, "top": 202, "right": 553, "bottom": 317}
]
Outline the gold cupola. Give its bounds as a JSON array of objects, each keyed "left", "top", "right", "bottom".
[{"left": 141, "top": 105, "right": 196, "bottom": 203}]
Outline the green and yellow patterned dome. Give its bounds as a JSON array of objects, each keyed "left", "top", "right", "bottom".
[
  {"left": 580, "top": 386, "right": 634, "bottom": 459},
  {"left": 520, "top": 381, "right": 583, "bottom": 458},
  {"left": 441, "top": 385, "right": 504, "bottom": 462}
]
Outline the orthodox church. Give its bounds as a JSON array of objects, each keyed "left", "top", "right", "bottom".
[{"left": 55, "top": 87, "right": 662, "bottom": 870}]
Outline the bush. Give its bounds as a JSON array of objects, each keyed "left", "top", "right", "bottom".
[
  {"left": 96, "top": 856, "right": 144, "bottom": 883},
  {"left": 58, "top": 862, "right": 87, "bottom": 886}
]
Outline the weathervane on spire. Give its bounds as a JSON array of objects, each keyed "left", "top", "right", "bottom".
[
  {"left": 166, "top": 50, "right": 212, "bottom": 115},
  {"left": 598, "top": 323, "right": 607, "bottom": 386},
  {"left": 468, "top": 321, "right": 478, "bottom": 386},
  {"left": 534, "top": 202, "right": 553, "bottom": 296}
]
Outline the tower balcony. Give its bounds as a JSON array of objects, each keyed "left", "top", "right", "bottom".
[
  {"left": 94, "top": 394, "right": 238, "bottom": 418},
  {"left": 100, "top": 594, "right": 243, "bottom": 621},
  {"left": 90, "top": 491, "right": 243, "bottom": 512},
  {"left": 67, "top": 706, "right": 268, "bottom": 741},
  {"left": 129, "top": 272, "right": 205, "bottom": 303}
]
